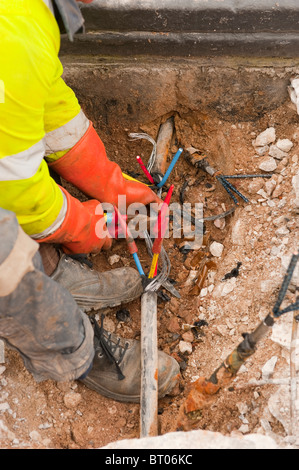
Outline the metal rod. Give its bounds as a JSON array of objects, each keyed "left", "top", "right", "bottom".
[
  {"left": 139, "top": 117, "right": 175, "bottom": 438},
  {"left": 221, "top": 174, "right": 272, "bottom": 179},
  {"left": 151, "top": 117, "right": 174, "bottom": 176},
  {"left": 140, "top": 291, "right": 159, "bottom": 437}
]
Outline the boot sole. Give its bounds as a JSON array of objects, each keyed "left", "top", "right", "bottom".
[
  {"left": 73, "top": 294, "right": 140, "bottom": 313},
  {"left": 74, "top": 285, "right": 143, "bottom": 313}
]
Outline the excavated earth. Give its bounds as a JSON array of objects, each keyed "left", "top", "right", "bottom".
[{"left": 0, "top": 75, "right": 299, "bottom": 449}]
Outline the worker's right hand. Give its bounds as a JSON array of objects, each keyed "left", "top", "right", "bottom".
[{"left": 38, "top": 187, "right": 112, "bottom": 255}]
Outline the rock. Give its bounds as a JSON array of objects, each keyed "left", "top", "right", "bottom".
[
  {"left": 264, "top": 179, "right": 277, "bottom": 196},
  {"left": 63, "top": 392, "right": 82, "bottom": 409},
  {"left": 214, "top": 218, "right": 226, "bottom": 230},
  {"left": 108, "top": 254, "right": 121, "bottom": 266},
  {"left": 0, "top": 403, "right": 10, "bottom": 412},
  {"left": 184, "top": 270, "right": 198, "bottom": 287},
  {"left": 257, "top": 188, "right": 269, "bottom": 199},
  {"left": 0, "top": 340, "right": 4, "bottom": 364},
  {"left": 275, "top": 226, "right": 290, "bottom": 237},
  {"left": 166, "top": 316, "right": 181, "bottom": 334},
  {"left": 260, "top": 280, "right": 279, "bottom": 293},
  {"left": 271, "top": 311, "right": 293, "bottom": 350},
  {"left": 271, "top": 185, "right": 284, "bottom": 198},
  {"left": 276, "top": 139, "right": 293, "bottom": 153},
  {"left": 248, "top": 179, "right": 264, "bottom": 194},
  {"left": 269, "top": 145, "right": 288, "bottom": 161},
  {"left": 213, "top": 277, "right": 236, "bottom": 298},
  {"left": 255, "top": 145, "right": 269, "bottom": 156},
  {"left": 29, "top": 430, "right": 42, "bottom": 442},
  {"left": 281, "top": 254, "right": 299, "bottom": 287},
  {"left": 261, "top": 356, "right": 278, "bottom": 380},
  {"left": 268, "top": 386, "right": 291, "bottom": 434},
  {"left": 273, "top": 215, "right": 286, "bottom": 226},
  {"left": 292, "top": 172, "right": 299, "bottom": 208},
  {"left": 258, "top": 157, "right": 277, "bottom": 172},
  {"left": 236, "top": 402, "right": 249, "bottom": 415},
  {"left": 179, "top": 340, "right": 193, "bottom": 355},
  {"left": 209, "top": 241, "right": 224, "bottom": 258},
  {"left": 238, "top": 424, "right": 250, "bottom": 434},
  {"left": 253, "top": 127, "right": 276, "bottom": 147},
  {"left": 0, "top": 420, "right": 15, "bottom": 442},
  {"left": 102, "top": 429, "right": 281, "bottom": 449},
  {"left": 182, "top": 330, "right": 194, "bottom": 342},
  {"left": 231, "top": 217, "right": 247, "bottom": 246}
]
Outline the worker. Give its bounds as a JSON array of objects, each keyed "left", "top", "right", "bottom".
[{"left": 0, "top": 0, "right": 180, "bottom": 402}]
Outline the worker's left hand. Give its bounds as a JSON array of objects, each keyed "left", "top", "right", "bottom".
[{"left": 49, "top": 122, "right": 163, "bottom": 211}]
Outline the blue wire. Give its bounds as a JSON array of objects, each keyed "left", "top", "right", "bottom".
[
  {"left": 157, "top": 148, "right": 184, "bottom": 188},
  {"left": 133, "top": 253, "right": 145, "bottom": 276}
]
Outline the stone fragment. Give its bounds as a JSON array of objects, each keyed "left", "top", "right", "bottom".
[
  {"left": 166, "top": 316, "right": 181, "bottom": 334},
  {"left": 276, "top": 139, "right": 293, "bottom": 153},
  {"left": 182, "top": 330, "right": 194, "bottom": 342},
  {"left": 231, "top": 218, "right": 246, "bottom": 246},
  {"left": 238, "top": 424, "right": 250, "bottom": 434},
  {"left": 261, "top": 356, "right": 278, "bottom": 380},
  {"left": 0, "top": 420, "right": 15, "bottom": 442},
  {"left": 258, "top": 157, "right": 277, "bottom": 172},
  {"left": 63, "top": 392, "right": 82, "bottom": 409},
  {"left": 214, "top": 218, "right": 226, "bottom": 230},
  {"left": 292, "top": 172, "right": 299, "bottom": 208},
  {"left": 257, "top": 189, "right": 268, "bottom": 199},
  {"left": 209, "top": 241, "right": 224, "bottom": 258},
  {"left": 264, "top": 179, "right": 276, "bottom": 196},
  {"left": 29, "top": 430, "right": 42, "bottom": 442},
  {"left": 0, "top": 340, "right": 4, "bottom": 364},
  {"left": 269, "top": 145, "right": 288, "bottom": 160},
  {"left": 255, "top": 145, "right": 269, "bottom": 156},
  {"left": 179, "top": 341, "right": 192, "bottom": 354},
  {"left": 248, "top": 179, "right": 264, "bottom": 194},
  {"left": 253, "top": 127, "right": 276, "bottom": 147},
  {"left": 108, "top": 254, "right": 121, "bottom": 266},
  {"left": 271, "top": 185, "right": 284, "bottom": 198},
  {"left": 275, "top": 226, "right": 290, "bottom": 237},
  {"left": 0, "top": 403, "right": 10, "bottom": 412},
  {"left": 213, "top": 277, "right": 236, "bottom": 298},
  {"left": 102, "top": 429, "right": 280, "bottom": 449}
]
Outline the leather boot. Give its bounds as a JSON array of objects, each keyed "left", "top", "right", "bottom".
[
  {"left": 50, "top": 254, "right": 143, "bottom": 312},
  {"left": 81, "top": 317, "right": 181, "bottom": 403}
]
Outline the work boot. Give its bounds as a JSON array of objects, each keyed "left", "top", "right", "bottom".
[
  {"left": 50, "top": 254, "right": 143, "bottom": 312},
  {"left": 80, "top": 317, "right": 181, "bottom": 403}
]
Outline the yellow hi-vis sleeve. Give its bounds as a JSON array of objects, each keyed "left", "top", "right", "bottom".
[{"left": 0, "top": 0, "right": 81, "bottom": 236}]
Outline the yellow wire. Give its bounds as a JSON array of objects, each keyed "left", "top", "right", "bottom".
[
  {"left": 148, "top": 253, "right": 159, "bottom": 279},
  {"left": 122, "top": 172, "right": 150, "bottom": 186}
]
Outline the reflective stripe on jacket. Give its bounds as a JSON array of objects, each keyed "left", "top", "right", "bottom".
[{"left": 0, "top": 0, "right": 87, "bottom": 236}]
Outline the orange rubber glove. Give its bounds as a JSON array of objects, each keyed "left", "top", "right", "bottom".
[
  {"left": 48, "top": 122, "right": 162, "bottom": 209},
  {"left": 38, "top": 187, "right": 112, "bottom": 255}
]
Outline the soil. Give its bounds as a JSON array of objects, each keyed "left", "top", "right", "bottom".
[{"left": 0, "top": 100, "right": 298, "bottom": 449}]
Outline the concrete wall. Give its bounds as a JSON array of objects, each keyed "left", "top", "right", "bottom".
[{"left": 60, "top": 1, "right": 299, "bottom": 129}]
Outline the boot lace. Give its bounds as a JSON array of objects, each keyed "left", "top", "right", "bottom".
[{"left": 93, "top": 315, "right": 129, "bottom": 380}]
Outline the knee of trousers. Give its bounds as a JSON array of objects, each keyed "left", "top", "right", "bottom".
[{"left": 0, "top": 208, "right": 94, "bottom": 382}]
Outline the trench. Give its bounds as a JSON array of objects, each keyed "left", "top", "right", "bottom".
[
  {"left": 56, "top": 57, "right": 298, "bottom": 445},
  {"left": 1, "top": 53, "right": 299, "bottom": 448}
]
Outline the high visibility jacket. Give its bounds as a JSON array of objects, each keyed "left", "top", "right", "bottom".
[{"left": 0, "top": 0, "right": 89, "bottom": 237}]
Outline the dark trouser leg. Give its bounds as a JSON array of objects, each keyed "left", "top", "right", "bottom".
[{"left": 0, "top": 208, "right": 94, "bottom": 382}]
